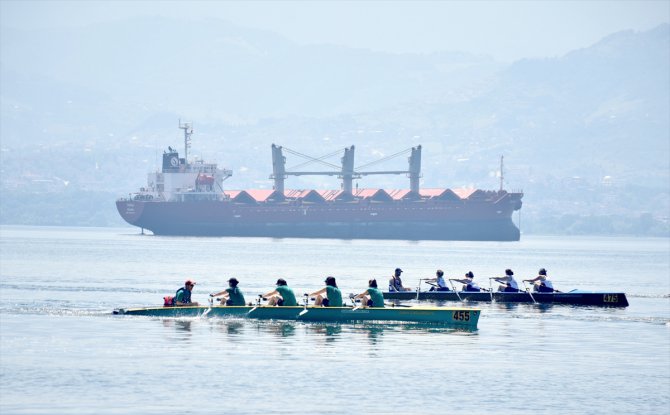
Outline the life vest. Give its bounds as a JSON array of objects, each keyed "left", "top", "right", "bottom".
[{"left": 163, "top": 287, "right": 185, "bottom": 306}]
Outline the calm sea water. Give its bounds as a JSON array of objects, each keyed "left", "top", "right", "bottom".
[{"left": 0, "top": 225, "right": 668, "bottom": 414}]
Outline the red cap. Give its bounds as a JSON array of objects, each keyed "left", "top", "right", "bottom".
[{"left": 185, "top": 279, "right": 196, "bottom": 286}]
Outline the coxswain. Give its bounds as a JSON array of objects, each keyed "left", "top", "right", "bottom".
[
  {"left": 173, "top": 279, "right": 199, "bottom": 306},
  {"left": 389, "top": 268, "right": 412, "bottom": 292}
]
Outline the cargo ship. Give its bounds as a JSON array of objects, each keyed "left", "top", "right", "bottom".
[{"left": 116, "top": 123, "right": 523, "bottom": 240}]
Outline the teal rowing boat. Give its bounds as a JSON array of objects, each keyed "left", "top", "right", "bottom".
[{"left": 113, "top": 305, "right": 480, "bottom": 328}]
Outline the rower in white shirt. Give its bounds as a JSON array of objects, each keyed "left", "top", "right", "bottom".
[
  {"left": 493, "top": 269, "right": 520, "bottom": 292},
  {"left": 450, "top": 271, "right": 481, "bottom": 292},
  {"left": 425, "top": 269, "right": 450, "bottom": 291},
  {"left": 523, "top": 268, "right": 558, "bottom": 292}
]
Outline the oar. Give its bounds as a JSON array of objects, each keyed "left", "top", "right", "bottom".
[
  {"left": 387, "top": 302, "right": 412, "bottom": 308},
  {"left": 488, "top": 278, "right": 494, "bottom": 301},
  {"left": 299, "top": 294, "right": 310, "bottom": 316},
  {"left": 350, "top": 294, "right": 362, "bottom": 311},
  {"left": 416, "top": 279, "right": 423, "bottom": 300},
  {"left": 248, "top": 295, "right": 263, "bottom": 314},
  {"left": 523, "top": 281, "right": 538, "bottom": 304},
  {"left": 448, "top": 279, "right": 463, "bottom": 302},
  {"left": 200, "top": 297, "right": 213, "bottom": 317}
]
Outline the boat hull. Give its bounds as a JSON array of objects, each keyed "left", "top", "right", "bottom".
[
  {"left": 116, "top": 198, "right": 521, "bottom": 241},
  {"left": 383, "top": 290, "right": 629, "bottom": 307},
  {"left": 113, "top": 305, "right": 480, "bottom": 328}
]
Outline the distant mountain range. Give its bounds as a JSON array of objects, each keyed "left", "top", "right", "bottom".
[{"left": 0, "top": 19, "right": 668, "bottom": 236}]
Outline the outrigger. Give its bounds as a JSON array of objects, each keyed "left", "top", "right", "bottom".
[
  {"left": 113, "top": 303, "right": 480, "bottom": 329},
  {"left": 383, "top": 289, "right": 629, "bottom": 307}
]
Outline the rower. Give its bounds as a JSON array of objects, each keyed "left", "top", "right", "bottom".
[
  {"left": 308, "top": 276, "right": 343, "bottom": 307},
  {"left": 209, "top": 277, "right": 246, "bottom": 306},
  {"left": 493, "top": 269, "right": 520, "bottom": 292},
  {"left": 523, "top": 268, "right": 558, "bottom": 292},
  {"left": 450, "top": 271, "right": 481, "bottom": 292},
  {"left": 354, "top": 279, "right": 385, "bottom": 308},
  {"left": 262, "top": 278, "right": 298, "bottom": 306},
  {"left": 424, "top": 269, "right": 450, "bottom": 291}
]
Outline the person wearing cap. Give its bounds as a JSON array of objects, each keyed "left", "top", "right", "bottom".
[
  {"left": 523, "top": 268, "right": 557, "bottom": 292},
  {"left": 389, "top": 268, "right": 412, "bottom": 292},
  {"left": 353, "top": 279, "right": 385, "bottom": 308},
  {"left": 451, "top": 271, "right": 481, "bottom": 292},
  {"left": 308, "top": 276, "right": 343, "bottom": 307},
  {"left": 493, "top": 269, "right": 520, "bottom": 292},
  {"left": 263, "top": 278, "right": 297, "bottom": 306},
  {"left": 210, "top": 277, "right": 246, "bottom": 306},
  {"left": 425, "top": 269, "right": 450, "bottom": 291},
  {"left": 174, "top": 280, "right": 199, "bottom": 306}
]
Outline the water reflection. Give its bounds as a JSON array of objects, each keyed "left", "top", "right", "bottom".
[
  {"left": 365, "top": 325, "right": 388, "bottom": 344},
  {"left": 306, "top": 323, "right": 343, "bottom": 343},
  {"left": 160, "top": 318, "right": 193, "bottom": 341},
  {"left": 492, "top": 302, "right": 520, "bottom": 311},
  {"left": 175, "top": 320, "right": 192, "bottom": 332},
  {"left": 534, "top": 304, "right": 554, "bottom": 313},
  {"left": 260, "top": 321, "right": 297, "bottom": 338},
  {"left": 212, "top": 320, "right": 245, "bottom": 339},
  {"left": 160, "top": 319, "right": 193, "bottom": 332},
  {"left": 153, "top": 317, "right": 475, "bottom": 344}
]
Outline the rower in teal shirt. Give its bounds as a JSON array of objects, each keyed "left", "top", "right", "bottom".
[
  {"left": 308, "top": 276, "right": 343, "bottom": 307},
  {"left": 354, "top": 279, "right": 385, "bottom": 308},
  {"left": 210, "top": 277, "right": 246, "bottom": 306},
  {"left": 263, "top": 278, "right": 297, "bottom": 306}
]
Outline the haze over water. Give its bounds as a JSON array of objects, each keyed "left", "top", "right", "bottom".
[
  {"left": 0, "top": 226, "right": 668, "bottom": 414},
  {"left": 1, "top": 2, "right": 669, "bottom": 414}
]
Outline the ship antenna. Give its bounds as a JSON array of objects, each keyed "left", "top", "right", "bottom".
[
  {"left": 499, "top": 155, "right": 504, "bottom": 192},
  {"left": 179, "top": 120, "right": 193, "bottom": 164}
]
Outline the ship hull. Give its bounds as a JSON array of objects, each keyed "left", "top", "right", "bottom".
[{"left": 116, "top": 198, "right": 521, "bottom": 241}]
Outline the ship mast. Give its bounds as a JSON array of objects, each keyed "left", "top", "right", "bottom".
[
  {"left": 271, "top": 144, "right": 287, "bottom": 193},
  {"left": 409, "top": 145, "right": 422, "bottom": 193},
  {"left": 341, "top": 146, "right": 355, "bottom": 194},
  {"left": 499, "top": 155, "right": 504, "bottom": 192},
  {"left": 179, "top": 120, "right": 193, "bottom": 165},
  {"left": 270, "top": 145, "right": 421, "bottom": 195}
]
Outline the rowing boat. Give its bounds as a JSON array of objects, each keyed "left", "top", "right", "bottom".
[
  {"left": 383, "top": 290, "right": 629, "bottom": 307},
  {"left": 113, "top": 305, "right": 480, "bottom": 328}
]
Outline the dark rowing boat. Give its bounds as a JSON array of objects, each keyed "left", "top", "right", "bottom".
[{"left": 383, "top": 290, "right": 629, "bottom": 307}]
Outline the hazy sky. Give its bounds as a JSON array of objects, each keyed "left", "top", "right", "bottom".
[{"left": 2, "top": 0, "right": 668, "bottom": 61}]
